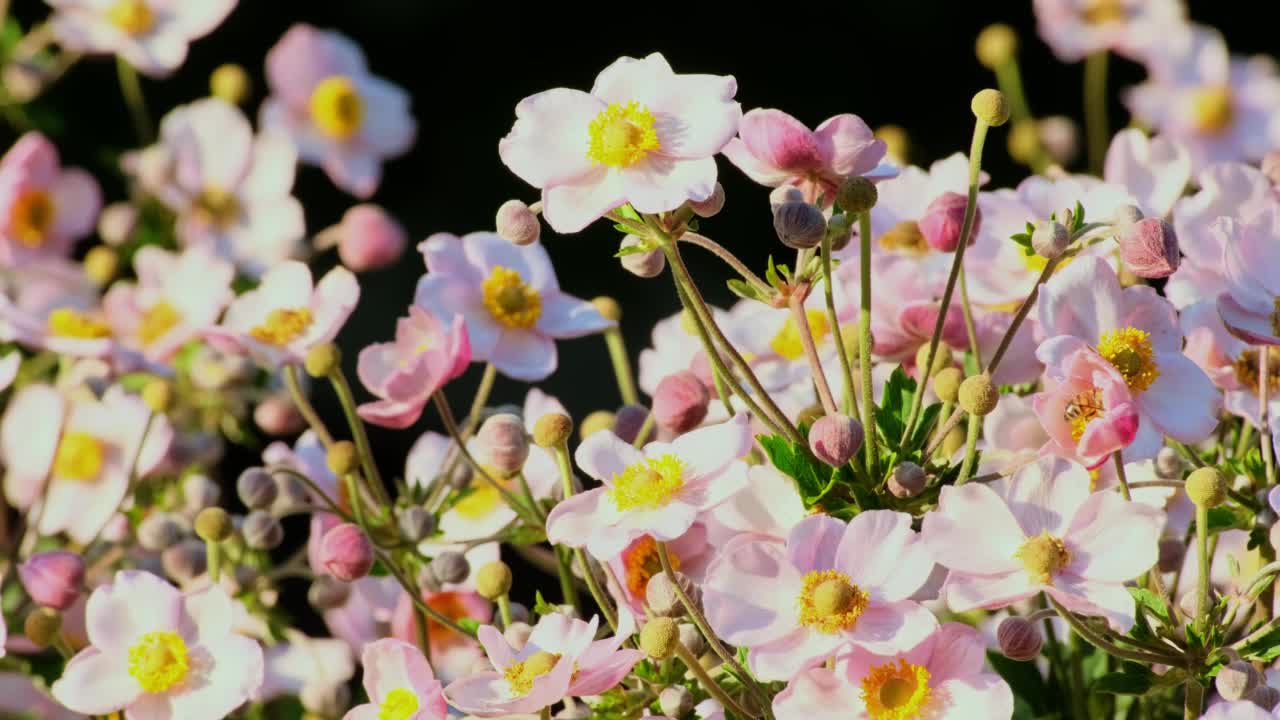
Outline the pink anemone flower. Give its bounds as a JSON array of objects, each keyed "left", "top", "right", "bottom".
[
  {"left": 356, "top": 307, "right": 470, "bottom": 429},
  {"left": 342, "top": 639, "right": 447, "bottom": 720},
  {"left": 0, "top": 132, "right": 101, "bottom": 265}
]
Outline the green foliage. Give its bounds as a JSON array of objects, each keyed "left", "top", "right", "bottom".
[
  {"left": 757, "top": 433, "right": 840, "bottom": 507},
  {"left": 1091, "top": 665, "right": 1157, "bottom": 696}
]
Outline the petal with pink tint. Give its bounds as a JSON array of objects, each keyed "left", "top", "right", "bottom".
[
  {"left": 1039, "top": 256, "right": 1125, "bottom": 343},
  {"left": 734, "top": 109, "right": 823, "bottom": 174},
  {"left": 620, "top": 155, "right": 718, "bottom": 215},
  {"left": 545, "top": 488, "right": 612, "bottom": 550},
  {"left": 1140, "top": 352, "right": 1222, "bottom": 441},
  {"left": 922, "top": 622, "right": 988, "bottom": 683},
  {"left": 669, "top": 413, "right": 752, "bottom": 482},
  {"left": 772, "top": 667, "right": 858, "bottom": 720},
  {"left": 923, "top": 483, "right": 1026, "bottom": 576},
  {"left": 1046, "top": 579, "right": 1136, "bottom": 632},
  {"left": 835, "top": 511, "right": 934, "bottom": 602},
  {"left": 85, "top": 570, "right": 183, "bottom": 655},
  {"left": 536, "top": 292, "right": 612, "bottom": 339},
  {"left": 1064, "top": 492, "right": 1162, "bottom": 582},
  {"left": 49, "top": 168, "right": 101, "bottom": 242},
  {"left": 847, "top": 600, "right": 938, "bottom": 655},
  {"left": 499, "top": 88, "right": 603, "bottom": 189},
  {"left": 813, "top": 114, "right": 886, "bottom": 178},
  {"left": 750, "top": 627, "right": 847, "bottom": 682},
  {"left": 785, "top": 514, "right": 846, "bottom": 574},
  {"left": 49, "top": 647, "right": 141, "bottom": 715},
  {"left": 944, "top": 570, "right": 1038, "bottom": 612},
  {"left": 1104, "top": 129, "right": 1191, "bottom": 218},
  {"left": 542, "top": 167, "right": 624, "bottom": 234},
  {"left": 703, "top": 536, "right": 801, "bottom": 647}
]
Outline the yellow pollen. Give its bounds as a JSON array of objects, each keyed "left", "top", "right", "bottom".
[
  {"left": 310, "top": 76, "right": 365, "bottom": 140},
  {"left": 623, "top": 535, "right": 680, "bottom": 599},
  {"left": 1190, "top": 86, "right": 1235, "bottom": 134},
  {"left": 9, "top": 189, "right": 55, "bottom": 248},
  {"left": 609, "top": 454, "right": 686, "bottom": 512},
  {"left": 1097, "top": 326, "right": 1158, "bottom": 393},
  {"left": 861, "top": 659, "right": 932, "bottom": 720},
  {"left": 1015, "top": 531, "right": 1072, "bottom": 585},
  {"left": 453, "top": 474, "right": 511, "bottom": 519},
  {"left": 1235, "top": 348, "right": 1280, "bottom": 395},
  {"left": 1081, "top": 0, "right": 1126, "bottom": 24},
  {"left": 1064, "top": 388, "right": 1105, "bottom": 441},
  {"left": 587, "top": 101, "right": 661, "bottom": 168},
  {"left": 248, "top": 307, "right": 313, "bottom": 346},
  {"left": 503, "top": 651, "right": 561, "bottom": 697},
  {"left": 47, "top": 308, "right": 111, "bottom": 339},
  {"left": 107, "top": 0, "right": 154, "bottom": 35},
  {"left": 378, "top": 688, "right": 420, "bottom": 720},
  {"left": 481, "top": 266, "right": 542, "bottom": 329},
  {"left": 796, "top": 570, "right": 870, "bottom": 634},
  {"left": 878, "top": 220, "right": 929, "bottom": 256},
  {"left": 53, "top": 431, "right": 106, "bottom": 481},
  {"left": 194, "top": 187, "right": 240, "bottom": 228},
  {"left": 127, "top": 631, "right": 189, "bottom": 693},
  {"left": 137, "top": 301, "right": 181, "bottom": 346},
  {"left": 769, "top": 309, "right": 831, "bottom": 361}
]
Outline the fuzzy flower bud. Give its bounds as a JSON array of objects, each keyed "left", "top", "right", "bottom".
[
  {"left": 996, "top": 617, "right": 1043, "bottom": 661},
  {"left": 1038, "top": 116, "right": 1080, "bottom": 166},
  {"left": 809, "top": 414, "right": 864, "bottom": 467},
  {"left": 243, "top": 511, "right": 284, "bottom": 550},
  {"left": 24, "top": 608, "right": 62, "bottom": 649},
  {"left": 210, "top": 63, "right": 251, "bottom": 104},
  {"left": 430, "top": 551, "right": 471, "bottom": 586},
  {"left": 971, "top": 89, "right": 1010, "bottom": 127},
  {"left": 1031, "top": 220, "right": 1070, "bottom": 260},
  {"left": 689, "top": 183, "right": 725, "bottom": 218},
  {"left": 326, "top": 441, "right": 358, "bottom": 476},
  {"left": 660, "top": 687, "right": 695, "bottom": 718},
  {"left": 889, "top": 462, "right": 927, "bottom": 499},
  {"left": 640, "top": 617, "right": 679, "bottom": 660},
  {"left": 836, "top": 176, "right": 878, "bottom": 215},
  {"left": 1186, "top": 467, "right": 1227, "bottom": 508},
  {"left": 161, "top": 540, "right": 207, "bottom": 584},
  {"left": 138, "top": 511, "right": 187, "bottom": 551},
  {"left": 194, "top": 507, "right": 233, "bottom": 543},
  {"left": 308, "top": 575, "right": 352, "bottom": 610},
  {"left": 84, "top": 245, "right": 119, "bottom": 286},
  {"left": 1217, "top": 661, "right": 1262, "bottom": 701},
  {"left": 678, "top": 623, "right": 705, "bottom": 658},
  {"left": 476, "top": 413, "right": 530, "bottom": 475},
  {"left": 320, "top": 523, "right": 375, "bottom": 582},
  {"left": 933, "top": 367, "right": 964, "bottom": 405},
  {"left": 476, "top": 561, "right": 513, "bottom": 600},
  {"left": 619, "top": 235, "right": 666, "bottom": 278},
  {"left": 919, "top": 192, "right": 979, "bottom": 252},
  {"left": 183, "top": 473, "right": 221, "bottom": 512},
  {"left": 305, "top": 343, "right": 341, "bottom": 378},
  {"left": 976, "top": 24, "right": 1018, "bottom": 69},
  {"left": 19, "top": 551, "right": 85, "bottom": 610},
  {"left": 958, "top": 375, "right": 999, "bottom": 416},
  {"left": 1251, "top": 686, "right": 1280, "bottom": 711},
  {"left": 333, "top": 204, "right": 408, "bottom": 272},
  {"left": 580, "top": 410, "right": 616, "bottom": 440},
  {"left": 1111, "top": 204, "right": 1145, "bottom": 229},
  {"left": 496, "top": 199, "right": 541, "bottom": 246},
  {"left": 1155, "top": 447, "right": 1184, "bottom": 479},
  {"left": 774, "top": 201, "right": 827, "bottom": 249},
  {"left": 916, "top": 342, "right": 954, "bottom": 379},
  {"left": 646, "top": 571, "right": 693, "bottom": 618},
  {"left": 398, "top": 506, "right": 435, "bottom": 543},
  {"left": 1118, "top": 217, "right": 1180, "bottom": 279},
  {"left": 653, "top": 371, "right": 710, "bottom": 434},
  {"left": 613, "top": 404, "right": 650, "bottom": 444},
  {"left": 533, "top": 412, "right": 573, "bottom": 448},
  {"left": 237, "top": 468, "right": 278, "bottom": 510}
]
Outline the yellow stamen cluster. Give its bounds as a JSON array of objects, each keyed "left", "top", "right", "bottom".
[
  {"left": 1015, "top": 531, "right": 1072, "bottom": 585},
  {"left": 127, "top": 631, "right": 190, "bottom": 693},
  {"left": 503, "top": 651, "right": 561, "bottom": 696},
  {"left": 861, "top": 659, "right": 932, "bottom": 720},
  {"left": 623, "top": 535, "right": 680, "bottom": 599},
  {"left": 47, "top": 308, "right": 111, "bottom": 339},
  {"left": 1097, "top": 326, "right": 1158, "bottom": 393},
  {"left": 194, "top": 187, "right": 241, "bottom": 228},
  {"left": 1234, "top": 348, "right": 1280, "bottom": 396},
  {"left": 481, "top": 266, "right": 542, "bottom": 329},
  {"left": 9, "top": 189, "right": 55, "bottom": 248},
  {"left": 878, "top": 221, "right": 929, "bottom": 255},
  {"left": 452, "top": 471, "right": 512, "bottom": 519},
  {"left": 53, "top": 431, "right": 105, "bottom": 481},
  {"left": 138, "top": 301, "right": 181, "bottom": 346},
  {"left": 609, "top": 454, "right": 686, "bottom": 512},
  {"left": 249, "top": 307, "right": 313, "bottom": 346},
  {"left": 587, "top": 101, "right": 661, "bottom": 168},
  {"left": 378, "top": 688, "right": 420, "bottom": 720},
  {"left": 769, "top": 309, "right": 832, "bottom": 361},
  {"left": 1190, "top": 86, "right": 1235, "bottom": 134},
  {"left": 796, "top": 569, "right": 870, "bottom": 634},
  {"left": 107, "top": 0, "right": 154, "bottom": 35},
  {"left": 310, "top": 76, "right": 364, "bottom": 140},
  {"left": 1065, "top": 388, "right": 1105, "bottom": 441}
]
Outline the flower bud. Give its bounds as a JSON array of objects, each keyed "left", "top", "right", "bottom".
[
  {"left": 915, "top": 342, "right": 953, "bottom": 379},
  {"left": 210, "top": 63, "right": 251, "bottom": 104},
  {"left": 889, "top": 462, "right": 927, "bottom": 499},
  {"left": 1155, "top": 447, "right": 1184, "bottom": 479},
  {"left": 138, "top": 512, "right": 186, "bottom": 551},
  {"left": 997, "top": 616, "right": 1043, "bottom": 661},
  {"left": 1031, "top": 220, "right": 1069, "bottom": 260},
  {"left": 660, "top": 686, "right": 695, "bottom": 718},
  {"left": 1251, "top": 685, "right": 1280, "bottom": 712},
  {"left": 689, "top": 183, "right": 725, "bottom": 218},
  {"left": 24, "top": 607, "right": 62, "bottom": 649},
  {"left": 580, "top": 410, "right": 616, "bottom": 440},
  {"left": 1118, "top": 218, "right": 1179, "bottom": 279},
  {"left": 1157, "top": 537, "right": 1185, "bottom": 573},
  {"left": 195, "top": 507, "right": 233, "bottom": 543},
  {"left": 773, "top": 201, "right": 827, "bottom": 249},
  {"left": 430, "top": 551, "right": 471, "bottom": 586},
  {"left": 533, "top": 412, "right": 573, "bottom": 448},
  {"left": 237, "top": 467, "right": 278, "bottom": 510},
  {"left": 320, "top": 523, "right": 375, "bottom": 581},
  {"left": 97, "top": 202, "right": 139, "bottom": 246},
  {"left": 302, "top": 683, "right": 350, "bottom": 717},
  {"left": 1007, "top": 120, "right": 1040, "bottom": 165},
  {"left": 976, "top": 23, "right": 1018, "bottom": 69},
  {"left": 809, "top": 414, "right": 864, "bottom": 467},
  {"left": 308, "top": 575, "right": 352, "bottom": 610},
  {"left": 1038, "top": 116, "right": 1079, "bottom": 166},
  {"left": 476, "top": 561, "right": 513, "bottom": 600},
  {"left": 958, "top": 375, "right": 998, "bottom": 416},
  {"left": 504, "top": 621, "right": 534, "bottom": 650},
  {"left": 971, "top": 89, "right": 1010, "bottom": 127},
  {"left": 1186, "top": 467, "right": 1227, "bottom": 508},
  {"left": 183, "top": 472, "right": 220, "bottom": 512},
  {"left": 1217, "top": 661, "right": 1262, "bottom": 701},
  {"left": 496, "top": 199, "right": 541, "bottom": 246},
  {"left": 253, "top": 393, "right": 306, "bottom": 436},
  {"left": 836, "top": 176, "right": 878, "bottom": 215},
  {"left": 646, "top": 571, "right": 692, "bottom": 618},
  {"left": 653, "top": 371, "right": 710, "bottom": 435},
  {"left": 933, "top": 366, "right": 964, "bottom": 405},
  {"left": 19, "top": 551, "right": 85, "bottom": 610},
  {"left": 305, "top": 343, "right": 341, "bottom": 378},
  {"left": 640, "top": 617, "right": 679, "bottom": 659},
  {"left": 1110, "top": 204, "right": 1145, "bottom": 229},
  {"left": 326, "top": 441, "right": 358, "bottom": 477},
  {"left": 161, "top": 540, "right": 207, "bottom": 583},
  {"left": 591, "top": 296, "right": 622, "bottom": 322},
  {"left": 919, "top": 192, "right": 979, "bottom": 253},
  {"left": 613, "top": 404, "right": 650, "bottom": 444},
  {"left": 509, "top": 602, "right": 532, "bottom": 624},
  {"left": 336, "top": 204, "right": 407, "bottom": 272},
  {"left": 274, "top": 474, "right": 311, "bottom": 512},
  {"left": 876, "top": 124, "right": 910, "bottom": 165},
  {"left": 84, "top": 245, "right": 119, "bottom": 286},
  {"left": 827, "top": 213, "right": 855, "bottom": 252},
  {"left": 678, "top": 622, "right": 705, "bottom": 658},
  {"left": 476, "top": 413, "right": 530, "bottom": 475},
  {"left": 243, "top": 511, "right": 284, "bottom": 550},
  {"left": 397, "top": 506, "right": 435, "bottom": 543},
  {"left": 619, "top": 235, "right": 666, "bottom": 278}
]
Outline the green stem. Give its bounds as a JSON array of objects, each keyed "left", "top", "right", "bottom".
[
  {"left": 821, "top": 231, "right": 859, "bottom": 420},
  {"left": 550, "top": 438, "right": 616, "bottom": 630},
  {"left": 414, "top": 606, "right": 432, "bottom": 661},
  {"left": 378, "top": 548, "right": 476, "bottom": 638},
  {"left": 116, "top": 58, "right": 153, "bottom": 143},
  {"left": 788, "top": 292, "right": 837, "bottom": 416},
  {"left": 631, "top": 412, "right": 655, "bottom": 448},
  {"left": 1047, "top": 595, "right": 1181, "bottom": 665},
  {"left": 857, "top": 212, "right": 878, "bottom": 478},
  {"left": 497, "top": 594, "right": 513, "bottom": 628},
  {"left": 674, "top": 639, "right": 756, "bottom": 720},
  {"left": 433, "top": 395, "right": 540, "bottom": 526},
  {"left": 987, "top": 255, "right": 1063, "bottom": 374},
  {"left": 284, "top": 365, "right": 334, "bottom": 448},
  {"left": 604, "top": 325, "right": 639, "bottom": 406},
  {"left": 679, "top": 231, "right": 771, "bottom": 293},
  {"left": 1184, "top": 679, "right": 1204, "bottom": 720},
  {"left": 1084, "top": 51, "right": 1110, "bottom": 176},
  {"left": 1195, "top": 503, "right": 1211, "bottom": 633},
  {"left": 956, "top": 412, "right": 981, "bottom": 485},
  {"left": 1261, "top": 347, "right": 1276, "bottom": 485},
  {"left": 958, "top": 267, "right": 983, "bottom": 371},
  {"left": 330, "top": 367, "right": 389, "bottom": 507},
  {"left": 1112, "top": 451, "right": 1132, "bottom": 501},
  {"left": 575, "top": 548, "right": 618, "bottom": 632}
]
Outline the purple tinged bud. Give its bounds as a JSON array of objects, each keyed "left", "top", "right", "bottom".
[
  {"left": 336, "top": 205, "right": 408, "bottom": 273},
  {"left": 997, "top": 617, "right": 1043, "bottom": 661},
  {"left": 613, "top": 404, "right": 650, "bottom": 444},
  {"left": 620, "top": 235, "right": 666, "bottom": 278},
  {"left": 888, "top": 462, "right": 927, "bottom": 498},
  {"left": 237, "top": 467, "right": 278, "bottom": 510},
  {"left": 1031, "top": 220, "right": 1069, "bottom": 259},
  {"left": 496, "top": 199, "right": 541, "bottom": 246},
  {"left": 161, "top": 540, "right": 207, "bottom": 583},
  {"left": 653, "top": 371, "right": 710, "bottom": 434},
  {"left": 19, "top": 551, "right": 84, "bottom": 610},
  {"left": 476, "top": 413, "right": 530, "bottom": 475},
  {"left": 242, "top": 511, "right": 284, "bottom": 550},
  {"left": 320, "top": 523, "right": 375, "bottom": 582},
  {"left": 919, "top": 192, "right": 980, "bottom": 252},
  {"left": 1118, "top": 217, "right": 1179, "bottom": 279},
  {"left": 1158, "top": 538, "right": 1186, "bottom": 573},
  {"left": 1217, "top": 661, "right": 1262, "bottom": 701},
  {"left": 1251, "top": 686, "right": 1280, "bottom": 712},
  {"left": 773, "top": 201, "right": 827, "bottom": 249},
  {"left": 808, "top": 414, "right": 864, "bottom": 467},
  {"left": 254, "top": 393, "right": 306, "bottom": 436},
  {"left": 688, "top": 183, "right": 725, "bottom": 218}
]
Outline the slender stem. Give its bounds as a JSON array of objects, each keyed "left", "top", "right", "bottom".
[
  {"left": 1047, "top": 595, "right": 1181, "bottom": 665},
  {"left": 284, "top": 365, "right": 334, "bottom": 448},
  {"left": 1230, "top": 608, "right": 1280, "bottom": 651},
  {"left": 680, "top": 232, "right": 770, "bottom": 293},
  {"left": 268, "top": 466, "right": 352, "bottom": 521},
  {"left": 994, "top": 59, "right": 1049, "bottom": 172},
  {"left": 674, "top": 280, "right": 734, "bottom": 417},
  {"left": 550, "top": 439, "right": 613, "bottom": 627},
  {"left": 674, "top": 639, "right": 756, "bottom": 720},
  {"left": 414, "top": 606, "right": 432, "bottom": 661},
  {"left": 82, "top": 412, "right": 154, "bottom": 551},
  {"left": 956, "top": 412, "right": 982, "bottom": 485},
  {"left": 632, "top": 412, "right": 655, "bottom": 448},
  {"left": 1261, "top": 348, "right": 1276, "bottom": 484},
  {"left": 116, "top": 58, "right": 153, "bottom": 143},
  {"left": 540, "top": 707, "right": 551, "bottom": 720},
  {"left": 330, "top": 367, "right": 389, "bottom": 507},
  {"left": 466, "top": 363, "right": 499, "bottom": 434},
  {"left": 987, "top": 256, "right": 1062, "bottom": 374},
  {"left": 377, "top": 548, "right": 476, "bottom": 637},
  {"left": 821, "top": 232, "right": 859, "bottom": 420},
  {"left": 1184, "top": 680, "right": 1204, "bottom": 720},
  {"left": 957, "top": 267, "right": 982, "bottom": 371},
  {"left": 1236, "top": 422, "right": 1256, "bottom": 461},
  {"left": 788, "top": 293, "right": 837, "bottom": 416},
  {"left": 1112, "top": 452, "right": 1132, "bottom": 501},
  {"left": 1195, "top": 503, "right": 1212, "bottom": 633},
  {"left": 497, "top": 595, "right": 513, "bottom": 628},
  {"left": 924, "top": 406, "right": 967, "bottom": 458},
  {"left": 857, "top": 212, "right": 878, "bottom": 478},
  {"left": 603, "top": 325, "right": 639, "bottom": 406},
  {"left": 433, "top": 395, "right": 540, "bottom": 526},
  {"left": 1084, "top": 51, "right": 1110, "bottom": 176},
  {"left": 575, "top": 548, "right": 618, "bottom": 632}
]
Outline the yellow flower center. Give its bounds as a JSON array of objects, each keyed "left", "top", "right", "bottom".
[
  {"left": 47, "top": 308, "right": 111, "bottom": 339},
  {"left": 878, "top": 221, "right": 929, "bottom": 256},
  {"left": 481, "top": 266, "right": 542, "bottom": 329},
  {"left": 1081, "top": 0, "right": 1126, "bottom": 24},
  {"left": 1064, "top": 388, "right": 1105, "bottom": 441},
  {"left": 310, "top": 76, "right": 364, "bottom": 140},
  {"left": 609, "top": 454, "right": 686, "bottom": 512},
  {"left": 194, "top": 187, "right": 240, "bottom": 228},
  {"left": 769, "top": 309, "right": 831, "bottom": 361},
  {"left": 53, "top": 431, "right": 105, "bottom": 481},
  {"left": 9, "top": 189, "right": 55, "bottom": 248},
  {"left": 861, "top": 659, "right": 932, "bottom": 720},
  {"left": 796, "top": 569, "right": 870, "bottom": 634},
  {"left": 1097, "top": 326, "right": 1159, "bottom": 393},
  {"left": 502, "top": 650, "right": 561, "bottom": 697},
  {"left": 623, "top": 535, "right": 680, "bottom": 599},
  {"left": 107, "top": 0, "right": 154, "bottom": 35},
  {"left": 452, "top": 473, "right": 513, "bottom": 519},
  {"left": 127, "top": 631, "right": 189, "bottom": 693},
  {"left": 587, "top": 101, "right": 661, "bottom": 168},
  {"left": 1190, "top": 86, "right": 1235, "bottom": 134},
  {"left": 1015, "top": 531, "right": 1072, "bottom": 585},
  {"left": 249, "top": 307, "right": 313, "bottom": 346},
  {"left": 378, "top": 688, "right": 420, "bottom": 720},
  {"left": 1235, "top": 348, "right": 1280, "bottom": 396},
  {"left": 137, "top": 301, "right": 181, "bottom": 346}
]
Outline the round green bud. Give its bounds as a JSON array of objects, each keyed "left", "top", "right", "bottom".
[
  {"left": 915, "top": 342, "right": 953, "bottom": 380},
  {"left": 210, "top": 63, "right": 251, "bottom": 105},
  {"left": 1185, "top": 467, "right": 1227, "bottom": 509},
  {"left": 475, "top": 560, "right": 513, "bottom": 600},
  {"left": 533, "top": 412, "right": 573, "bottom": 448},
  {"left": 640, "top": 617, "right": 679, "bottom": 660},
  {"left": 326, "top": 441, "right": 358, "bottom": 477},
  {"left": 1007, "top": 120, "right": 1041, "bottom": 165},
  {"left": 580, "top": 410, "right": 616, "bottom": 441},
  {"left": 976, "top": 24, "right": 1018, "bottom": 70},
  {"left": 141, "top": 378, "right": 173, "bottom": 414},
  {"left": 836, "top": 176, "right": 878, "bottom": 215},
  {"left": 933, "top": 367, "right": 964, "bottom": 405},
  {"left": 971, "top": 89, "right": 1010, "bottom": 127},
  {"left": 84, "top": 245, "right": 119, "bottom": 287},
  {"left": 194, "top": 507, "right": 233, "bottom": 543},
  {"left": 591, "top": 296, "right": 622, "bottom": 322},
  {"left": 958, "top": 374, "right": 999, "bottom": 416},
  {"left": 24, "top": 608, "right": 62, "bottom": 649},
  {"left": 304, "top": 343, "right": 341, "bottom": 378},
  {"left": 796, "top": 404, "right": 826, "bottom": 428}
]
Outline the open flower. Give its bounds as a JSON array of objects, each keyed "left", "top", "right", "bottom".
[
  {"left": 1216, "top": 208, "right": 1280, "bottom": 346},
  {"left": 210, "top": 260, "right": 359, "bottom": 368},
  {"left": 357, "top": 307, "right": 470, "bottom": 428},
  {"left": 414, "top": 232, "right": 611, "bottom": 381},
  {"left": 256, "top": 630, "right": 355, "bottom": 714},
  {"left": 922, "top": 455, "right": 1163, "bottom": 631},
  {"left": 499, "top": 52, "right": 740, "bottom": 233},
  {"left": 772, "top": 623, "right": 1013, "bottom": 720},
  {"left": 546, "top": 413, "right": 752, "bottom": 560},
  {"left": 722, "top": 108, "right": 894, "bottom": 205},
  {"left": 1103, "top": 129, "right": 1192, "bottom": 219},
  {"left": 0, "top": 132, "right": 101, "bottom": 265},
  {"left": 343, "top": 639, "right": 447, "bottom": 720},
  {"left": 703, "top": 511, "right": 937, "bottom": 681},
  {"left": 1032, "top": 345, "right": 1140, "bottom": 469},
  {"left": 1031, "top": 0, "right": 1184, "bottom": 62},
  {"left": 48, "top": 0, "right": 235, "bottom": 77},
  {"left": 51, "top": 570, "right": 263, "bottom": 719},
  {"left": 605, "top": 524, "right": 713, "bottom": 616},
  {"left": 262, "top": 24, "right": 416, "bottom": 198}
]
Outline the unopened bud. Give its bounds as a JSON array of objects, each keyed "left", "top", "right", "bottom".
[
  {"left": 161, "top": 540, "right": 207, "bottom": 583},
  {"left": 84, "top": 245, "right": 119, "bottom": 286},
  {"left": 320, "top": 523, "right": 375, "bottom": 581},
  {"left": 430, "top": 551, "right": 471, "bottom": 586},
  {"left": 774, "top": 201, "right": 827, "bottom": 249},
  {"left": 476, "top": 413, "right": 530, "bottom": 475},
  {"left": 1251, "top": 685, "right": 1280, "bottom": 712},
  {"left": 1118, "top": 218, "right": 1179, "bottom": 279},
  {"left": 183, "top": 473, "right": 220, "bottom": 512},
  {"left": 397, "top": 506, "right": 435, "bottom": 543},
  {"left": 653, "top": 371, "right": 710, "bottom": 435},
  {"left": 646, "top": 571, "right": 692, "bottom": 618},
  {"left": 915, "top": 342, "right": 953, "bottom": 379},
  {"left": 971, "top": 89, "right": 1010, "bottom": 127},
  {"left": 24, "top": 608, "right": 62, "bottom": 649},
  {"left": 678, "top": 622, "right": 705, "bottom": 658},
  {"left": 326, "top": 441, "right": 358, "bottom": 477},
  {"left": 689, "top": 183, "right": 725, "bottom": 218},
  {"left": 809, "top": 414, "right": 864, "bottom": 467},
  {"left": 640, "top": 617, "right": 679, "bottom": 659},
  {"left": 933, "top": 366, "right": 964, "bottom": 404},
  {"left": 194, "top": 507, "right": 233, "bottom": 543},
  {"left": 533, "top": 412, "right": 573, "bottom": 448},
  {"left": 504, "top": 621, "right": 534, "bottom": 650},
  {"left": 827, "top": 213, "right": 855, "bottom": 252},
  {"left": 1217, "top": 661, "right": 1262, "bottom": 701},
  {"left": 1155, "top": 447, "right": 1184, "bottom": 479},
  {"left": 308, "top": 575, "right": 352, "bottom": 610},
  {"left": 138, "top": 512, "right": 186, "bottom": 551},
  {"left": 1031, "top": 220, "right": 1069, "bottom": 260},
  {"left": 237, "top": 468, "right": 278, "bottom": 510},
  {"left": 1185, "top": 467, "right": 1227, "bottom": 508},
  {"left": 19, "top": 551, "right": 85, "bottom": 611},
  {"left": 305, "top": 343, "right": 341, "bottom": 378},
  {"left": 660, "top": 686, "right": 695, "bottom": 718},
  {"left": 243, "top": 511, "right": 284, "bottom": 550},
  {"left": 958, "top": 375, "right": 998, "bottom": 416},
  {"left": 836, "top": 176, "right": 878, "bottom": 215},
  {"left": 580, "top": 410, "right": 616, "bottom": 441},
  {"left": 210, "top": 63, "right": 251, "bottom": 104},
  {"left": 336, "top": 205, "right": 407, "bottom": 272},
  {"left": 496, "top": 200, "right": 541, "bottom": 246},
  {"left": 591, "top": 296, "right": 622, "bottom": 322},
  {"left": 476, "top": 561, "right": 513, "bottom": 600},
  {"left": 613, "top": 404, "right": 650, "bottom": 444},
  {"left": 997, "top": 617, "right": 1043, "bottom": 661},
  {"left": 619, "top": 235, "right": 666, "bottom": 278},
  {"left": 976, "top": 23, "right": 1018, "bottom": 69},
  {"left": 919, "top": 192, "right": 979, "bottom": 253},
  {"left": 1111, "top": 204, "right": 1145, "bottom": 229},
  {"left": 889, "top": 462, "right": 927, "bottom": 499},
  {"left": 97, "top": 202, "right": 139, "bottom": 246}
]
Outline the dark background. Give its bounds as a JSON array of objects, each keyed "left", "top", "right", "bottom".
[{"left": 2, "top": 0, "right": 1271, "bottom": 469}]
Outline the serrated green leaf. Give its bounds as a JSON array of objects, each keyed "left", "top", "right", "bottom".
[
  {"left": 757, "top": 433, "right": 830, "bottom": 507},
  {"left": 1091, "top": 667, "right": 1156, "bottom": 695},
  {"left": 617, "top": 204, "right": 641, "bottom": 222},
  {"left": 987, "top": 652, "right": 1052, "bottom": 714},
  {"left": 1207, "top": 506, "right": 1253, "bottom": 533},
  {"left": 726, "top": 278, "right": 767, "bottom": 303},
  {"left": 1127, "top": 587, "right": 1171, "bottom": 625}
]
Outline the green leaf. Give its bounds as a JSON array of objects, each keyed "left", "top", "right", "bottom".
[
  {"left": 617, "top": 204, "right": 641, "bottom": 222},
  {"left": 1091, "top": 667, "right": 1157, "bottom": 695},
  {"left": 532, "top": 591, "right": 558, "bottom": 618},
  {"left": 757, "top": 433, "right": 831, "bottom": 507},
  {"left": 1207, "top": 506, "right": 1253, "bottom": 534},
  {"left": 765, "top": 256, "right": 781, "bottom": 289},
  {"left": 1127, "top": 587, "right": 1171, "bottom": 625},
  {"left": 1072, "top": 200, "right": 1086, "bottom": 232},
  {"left": 458, "top": 617, "right": 481, "bottom": 633},
  {"left": 986, "top": 652, "right": 1052, "bottom": 714},
  {"left": 614, "top": 242, "right": 649, "bottom": 257},
  {"left": 907, "top": 403, "right": 942, "bottom": 453},
  {"left": 507, "top": 525, "right": 547, "bottom": 546},
  {"left": 873, "top": 366, "right": 916, "bottom": 447},
  {"left": 726, "top": 278, "right": 768, "bottom": 303}
]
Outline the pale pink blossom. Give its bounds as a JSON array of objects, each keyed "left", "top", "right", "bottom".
[
  {"left": 323, "top": 576, "right": 403, "bottom": 656},
  {"left": 256, "top": 630, "right": 355, "bottom": 713},
  {"left": 772, "top": 623, "right": 1013, "bottom": 720},
  {"left": 344, "top": 639, "right": 447, "bottom": 720},
  {"left": 499, "top": 52, "right": 740, "bottom": 233},
  {"left": 262, "top": 24, "right": 415, "bottom": 198},
  {"left": 546, "top": 413, "right": 752, "bottom": 560},
  {"left": 923, "top": 456, "right": 1163, "bottom": 631},
  {"left": 1181, "top": 300, "right": 1280, "bottom": 428},
  {"left": 1032, "top": 0, "right": 1184, "bottom": 62},
  {"left": 1032, "top": 346, "right": 1140, "bottom": 469},
  {"left": 835, "top": 252, "right": 967, "bottom": 365},
  {"left": 51, "top": 570, "right": 263, "bottom": 719},
  {"left": 1215, "top": 208, "right": 1280, "bottom": 346},
  {"left": 0, "top": 132, "right": 100, "bottom": 265},
  {"left": 322, "top": 204, "right": 409, "bottom": 272},
  {"left": 605, "top": 523, "right": 713, "bottom": 616},
  {"left": 414, "top": 232, "right": 611, "bottom": 381},
  {"left": 1104, "top": 129, "right": 1192, "bottom": 218},
  {"left": 980, "top": 392, "right": 1049, "bottom": 476},
  {"left": 707, "top": 464, "right": 807, "bottom": 545},
  {"left": 703, "top": 511, "right": 937, "bottom": 681},
  {"left": 0, "top": 672, "right": 83, "bottom": 719},
  {"left": 0, "top": 351, "right": 17, "bottom": 391},
  {"left": 1202, "top": 701, "right": 1280, "bottom": 720},
  {"left": 357, "top": 307, "right": 470, "bottom": 429},
  {"left": 48, "top": 0, "right": 234, "bottom": 77}
]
